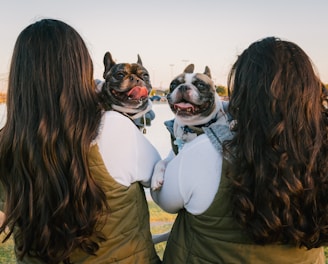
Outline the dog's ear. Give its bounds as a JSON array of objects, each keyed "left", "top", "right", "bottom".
[
  {"left": 204, "top": 66, "right": 211, "bottom": 78},
  {"left": 137, "top": 54, "right": 143, "bottom": 66},
  {"left": 184, "top": 64, "right": 194, "bottom": 74},
  {"left": 103, "top": 52, "right": 116, "bottom": 79}
]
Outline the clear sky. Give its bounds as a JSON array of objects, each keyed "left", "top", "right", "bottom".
[{"left": 0, "top": 0, "right": 327, "bottom": 90}]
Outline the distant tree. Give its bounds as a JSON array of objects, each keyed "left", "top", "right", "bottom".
[
  {"left": 216, "top": 85, "right": 228, "bottom": 96},
  {"left": 0, "top": 92, "right": 6, "bottom": 103},
  {"left": 150, "top": 89, "right": 168, "bottom": 97},
  {"left": 150, "top": 90, "right": 157, "bottom": 96}
]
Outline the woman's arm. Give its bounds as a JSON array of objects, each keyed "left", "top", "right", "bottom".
[
  {"left": 97, "top": 111, "right": 161, "bottom": 187},
  {"left": 151, "top": 134, "right": 223, "bottom": 215}
]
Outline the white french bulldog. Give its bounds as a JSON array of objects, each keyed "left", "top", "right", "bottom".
[{"left": 151, "top": 64, "right": 229, "bottom": 190}]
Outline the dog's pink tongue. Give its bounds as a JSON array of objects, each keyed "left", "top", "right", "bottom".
[
  {"left": 127, "top": 86, "right": 148, "bottom": 99},
  {"left": 174, "top": 102, "right": 195, "bottom": 111}
]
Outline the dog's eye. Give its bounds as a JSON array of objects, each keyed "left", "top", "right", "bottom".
[
  {"left": 143, "top": 73, "right": 150, "bottom": 81},
  {"left": 115, "top": 72, "right": 125, "bottom": 80},
  {"left": 194, "top": 81, "right": 206, "bottom": 90},
  {"left": 170, "top": 80, "right": 180, "bottom": 91}
]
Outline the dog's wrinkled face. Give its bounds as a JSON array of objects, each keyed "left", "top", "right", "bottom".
[
  {"left": 167, "top": 64, "right": 216, "bottom": 125},
  {"left": 102, "top": 52, "right": 152, "bottom": 110}
]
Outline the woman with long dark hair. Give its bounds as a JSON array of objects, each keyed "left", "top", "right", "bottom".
[
  {"left": 226, "top": 36, "right": 328, "bottom": 255},
  {"left": 152, "top": 37, "right": 328, "bottom": 263},
  {"left": 0, "top": 19, "right": 161, "bottom": 264}
]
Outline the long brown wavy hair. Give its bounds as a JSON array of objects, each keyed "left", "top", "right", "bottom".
[
  {"left": 0, "top": 19, "right": 108, "bottom": 263},
  {"left": 226, "top": 37, "right": 328, "bottom": 248}
]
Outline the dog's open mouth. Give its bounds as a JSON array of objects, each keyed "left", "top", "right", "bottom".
[
  {"left": 127, "top": 86, "right": 149, "bottom": 100},
  {"left": 173, "top": 101, "right": 210, "bottom": 116},
  {"left": 174, "top": 102, "right": 195, "bottom": 112},
  {"left": 111, "top": 86, "right": 149, "bottom": 104}
]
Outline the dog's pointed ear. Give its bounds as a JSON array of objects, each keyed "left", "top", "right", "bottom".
[
  {"left": 103, "top": 52, "right": 116, "bottom": 79},
  {"left": 137, "top": 54, "right": 143, "bottom": 66},
  {"left": 204, "top": 66, "right": 211, "bottom": 78},
  {"left": 184, "top": 64, "right": 194, "bottom": 73}
]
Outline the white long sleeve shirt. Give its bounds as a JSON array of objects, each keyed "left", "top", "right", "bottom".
[
  {"left": 151, "top": 134, "right": 223, "bottom": 215},
  {"left": 94, "top": 110, "right": 161, "bottom": 187}
]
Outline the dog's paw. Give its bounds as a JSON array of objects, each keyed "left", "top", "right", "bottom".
[{"left": 151, "top": 160, "right": 166, "bottom": 191}]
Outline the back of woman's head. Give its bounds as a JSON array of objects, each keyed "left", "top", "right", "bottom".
[
  {"left": 226, "top": 37, "right": 328, "bottom": 248},
  {"left": 8, "top": 19, "right": 96, "bottom": 131},
  {"left": 228, "top": 37, "right": 323, "bottom": 128},
  {"left": 0, "top": 19, "right": 107, "bottom": 263}
]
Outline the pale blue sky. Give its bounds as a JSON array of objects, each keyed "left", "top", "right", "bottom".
[{"left": 0, "top": 0, "right": 327, "bottom": 89}]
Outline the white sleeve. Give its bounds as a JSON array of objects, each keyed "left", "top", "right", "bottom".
[
  {"left": 96, "top": 111, "right": 161, "bottom": 187},
  {"left": 151, "top": 134, "right": 222, "bottom": 215}
]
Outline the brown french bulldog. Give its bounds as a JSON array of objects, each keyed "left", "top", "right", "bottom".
[{"left": 97, "top": 52, "right": 154, "bottom": 132}]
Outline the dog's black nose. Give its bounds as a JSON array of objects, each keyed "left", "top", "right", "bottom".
[
  {"left": 130, "top": 76, "right": 141, "bottom": 82},
  {"left": 179, "top": 85, "right": 190, "bottom": 91}
]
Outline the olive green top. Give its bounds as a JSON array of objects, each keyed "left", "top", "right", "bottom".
[
  {"left": 163, "top": 159, "right": 325, "bottom": 264},
  {"left": 9, "top": 144, "right": 160, "bottom": 264}
]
